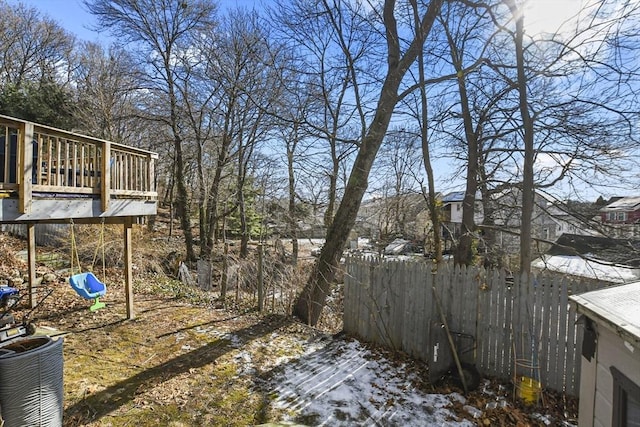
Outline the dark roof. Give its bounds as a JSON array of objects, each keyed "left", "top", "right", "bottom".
[{"left": 549, "top": 234, "right": 640, "bottom": 267}]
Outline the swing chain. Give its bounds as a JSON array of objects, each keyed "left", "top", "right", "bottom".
[
  {"left": 69, "top": 219, "right": 81, "bottom": 276},
  {"left": 91, "top": 218, "right": 106, "bottom": 279},
  {"left": 70, "top": 219, "right": 106, "bottom": 279}
]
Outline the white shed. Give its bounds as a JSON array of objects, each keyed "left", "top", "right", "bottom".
[{"left": 570, "top": 282, "right": 640, "bottom": 427}]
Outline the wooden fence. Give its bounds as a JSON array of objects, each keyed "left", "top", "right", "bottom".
[{"left": 343, "top": 256, "right": 608, "bottom": 396}]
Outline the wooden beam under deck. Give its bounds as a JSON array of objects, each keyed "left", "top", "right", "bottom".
[{"left": 0, "top": 197, "right": 156, "bottom": 223}]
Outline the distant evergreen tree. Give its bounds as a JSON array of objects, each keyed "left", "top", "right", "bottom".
[{"left": 0, "top": 80, "right": 76, "bottom": 130}]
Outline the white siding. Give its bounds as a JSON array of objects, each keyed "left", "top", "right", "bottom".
[
  {"left": 579, "top": 354, "right": 597, "bottom": 427},
  {"left": 593, "top": 326, "right": 640, "bottom": 426},
  {"left": 450, "top": 202, "right": 463, "bottom": 223}
]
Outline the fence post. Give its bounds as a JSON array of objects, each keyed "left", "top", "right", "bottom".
[
  {"left": 221, "top": 243, "right": 229, "bottom": 304},
  {"left": 257, "top": 244, "right": 264, "bottom": 312},
  {"left": 27, "top": 223, "right": 36, "bottom": 308},
  {"left": 19, "top": 122, "right": 34, "bottom": 214}
]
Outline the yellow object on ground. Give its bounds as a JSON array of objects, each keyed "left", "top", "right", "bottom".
[{"left": 517, "top": 376, "right": 541, "bottom": 404}]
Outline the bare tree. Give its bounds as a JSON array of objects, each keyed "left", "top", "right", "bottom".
[
  {"left": 422, "top": 0, "right": 640, "bottom": 273},
  {"left": 85, "top": 0, "right": 217, "bottom": 262},
  {"left": 73, "top": 42, "right": 143, "bottom": 143},
  {"left": 372, "top": 129, "right": 422, "bottom": 240},
  {"left": 274, "top": 81, "right": 315, "bottom": 264},
  {"left": 0, "top": 2, "right": 74, "bottom": 89},
  {"left": 292, "top": 0, "right": 445, "bottom": 326},
  {"left": 0, "top": 2, "right": 76, "bottom": 127},
  {"left": 413, "top": 0, "right": 443, "bottom": 263},
  {"left": 270, "top": 0, "right": 372, "bottom": 232},
  {"left": 197, "top": 9, "right": 284, "bottom": 257},
  {"left": 486, "top": 0, "right": 640, "bottom": 272}
]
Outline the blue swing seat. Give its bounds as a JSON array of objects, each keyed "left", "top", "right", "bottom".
[{"left": 69, "top": 272, "right": 107, "bottom": 311}]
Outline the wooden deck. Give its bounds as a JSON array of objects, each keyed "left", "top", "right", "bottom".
[{"left": 0, "top": 115, "right": 157, "bottom": 223}]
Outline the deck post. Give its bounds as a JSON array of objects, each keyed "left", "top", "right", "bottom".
[
  {"left": 101, "top": 141, "right": 111, "bottom": 212},
  {"left": 124, "top": 218, "right": 135, "bottom": 319},
  {"left": 19, "top": 122, "right": 34, "bottom": 213},
  {"left": 27, "top": 223, "right": 36, "bottom": 308}
]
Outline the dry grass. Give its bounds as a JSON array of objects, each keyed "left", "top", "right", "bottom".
[{"left": 0, "top": 227, "right": 327, "bottom": 426}]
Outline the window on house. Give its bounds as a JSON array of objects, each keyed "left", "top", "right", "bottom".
[
  {"left": 608, "top": 212, "right": 628, "bottom": 221},
  {"left": 611, "top": 366, "right": 640, "bottom": 427},
  {"left": 456, "top": 203, "right": 461, "bottom": 211}
]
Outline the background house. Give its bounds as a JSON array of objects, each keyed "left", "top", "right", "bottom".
[
  {"left": 570, "top": 282, "right": 640, "bottom": 427},
  {"left": 353, "top": 189, "right": 606, "bottom": 262},
  {"left": 488, "top": 189, "right": 600, "bottom": 264},
  {"left": 440, "top": 191, "right": 484, "bottom": 253},
  {"left": 599, "top": 196, "right": 640, "bottom": 237}
]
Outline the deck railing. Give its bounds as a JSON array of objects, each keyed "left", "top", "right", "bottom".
[{"left": 0, "top": 115, "right": 157, "bottom": 213}]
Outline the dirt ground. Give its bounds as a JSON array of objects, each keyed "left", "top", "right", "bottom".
[{"left": 0, "top": 231, "right": 578, "bottom": 426}]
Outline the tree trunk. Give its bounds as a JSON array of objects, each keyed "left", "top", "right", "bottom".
[
  {"left": 205, "top": 160, "right": 224, "bottom": 249},
  {"left": 293, "top": 81, "right": 401, "bottom": 323},
  {"left": 415, "top": 4, "right": 440, "bottom": 263},
  {"left": 323, "top": 154, "right": 339, "bottom": 231},
  {"left": 173, "top": 138, "right": 196, "bottom": 261},
  {"left": 205, "top": 131, "right": 232, "bottom": 252},
  {"left": 506, "top": 0, "right": 535, "bottom": 276},
  {"left": 238, "top": 188, "right": 249, "bottom": 258},
  {"left": 197, "top": 141, "right": 208, "bottom": 258},
  {"left": 293, "top": 0, "right": 444, "bottom": 326},
  {"left": 443, "top": 20, "right": 479, "bottom": 266},
  {"left": 287, "top": 138, "right": 299, "bottom": 265}
]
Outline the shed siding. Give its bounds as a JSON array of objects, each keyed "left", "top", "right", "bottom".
[
  {"left": 579, "top": 354, "right": 597, "bottom": 427},
  {"left": 594, "top": 326, "right": 640, "bottom": 426},
  {"left": 593, "top": 419, "right": 606, "bottom": 427}
]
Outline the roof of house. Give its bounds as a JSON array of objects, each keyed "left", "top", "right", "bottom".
[
  {"left": 547, "top": 233, "right": 640, "bottom": 266},
  {"left": 531, "top": 254, "right": 640, "bottom": 283},
  {"left": 570, "top": 281, "right": 640, "bottom": 346},
  {"left": 441, "top": 191, "right": 465, "bottom": 203},
  {"left": 599, "top": 196, "right": 640, "bottom": 212}
]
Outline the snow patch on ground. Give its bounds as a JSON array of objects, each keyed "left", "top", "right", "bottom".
[{"left": 267, "top": 338, "right": 475, "bottom": 426}]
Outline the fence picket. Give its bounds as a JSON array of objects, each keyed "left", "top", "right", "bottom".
[
  {"left": 390, "top": 261, "right": 406, "bottom": 349},
  {"left": 566, "top": 294, "right": 579, "bottom": 396},
  {"left": 557, "top": 280, "right": 569, "bottom": 393},
  {"left": 414, "top": 262, "right": 426, "bottom": 360},
  {"left": 476, "top": 271, "right": 493, "bottom": 374},
  {"left": 462, "top": 268, "right": 479, "bottom": 365},
  {"left": 547, "top": 279, "right": 562, "bottom": 391},
  {"left": 502, "top": 279, "right": 514, "bottom": 379},
  {"left": 532, "top": 276, "right": 545, "bottom": 385},
  {"left": 343, "top": 258, "right": 355, "bottom": 334}
]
